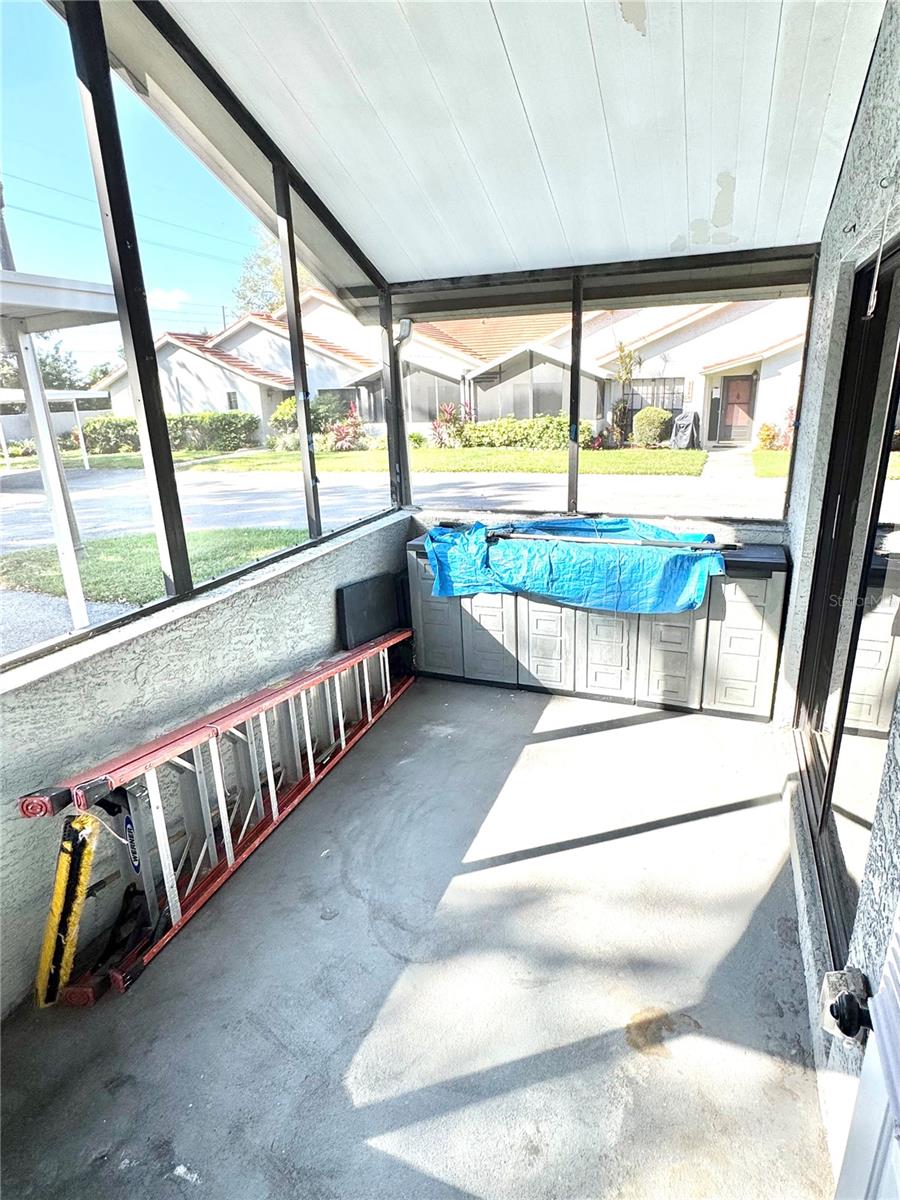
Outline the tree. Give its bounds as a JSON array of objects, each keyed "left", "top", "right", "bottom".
[
  {"left": 0, "top": 339, "right": 87, "bottom": 390},
  {"left": 85, "top": 361, "right": 118, "bottom": 387},
  {"left": 612, "top": 341, "right": 642, "bottom": 447},
  {"left": 233, "top": 230, "right": 318, "bottom": 315}
]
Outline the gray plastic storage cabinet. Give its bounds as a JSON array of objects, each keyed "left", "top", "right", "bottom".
[
  {"left": 407, "top": 546, "right": 464, "bottom": 677},
  {"left": 462, "top": 592, "right": 518, "bottom": 684},
  {"left": 637, "top": 597, "right": 709, "bottom": 710},
  {"left": 701, "top": 546, "right": 788, "bottom": 718},
  {"left": 574, "top": 609, "right": 638, "bottom": 700},
  {"left": 406, "top": 542, "right": 518, "bottom": 685},
  {"left": 407, "top": 536, "right": 789, "bottom": 718},
  {"left": 517, "top": 596, "right": 576, "bottom": 692}
]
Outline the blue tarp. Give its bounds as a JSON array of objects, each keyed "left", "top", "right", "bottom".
[{"left": 424, "top": 517, "right": 725, "bottom": 614}]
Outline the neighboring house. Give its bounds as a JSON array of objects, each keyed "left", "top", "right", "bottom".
[
  {"left": 576, "top": 298, "right": 809, "bottom": 446},
  {"left": 99, "top": 288, "right": 809, "bottom": 449},
  {"left": 100, "top": 290, "right": 378, "bottom": 442},
  {"left": 371, "top": 297, "right": 807, "bottom": 446}
]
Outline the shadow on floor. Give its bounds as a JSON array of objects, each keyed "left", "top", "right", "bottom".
[{"left": 1, "top": 679, "right": 830, "bottom": 1199}]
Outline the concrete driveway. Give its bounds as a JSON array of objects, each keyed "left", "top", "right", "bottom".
[
  {"left": 4, "top": 448, "right": 897, "bottom": 554},
  {"left": 1, "top": 455, "right": 790, "bottom": 554}
]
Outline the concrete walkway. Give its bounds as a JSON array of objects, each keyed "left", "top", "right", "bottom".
[{"left": 1, "top": 680, "right": 831, "bottom": 1199}]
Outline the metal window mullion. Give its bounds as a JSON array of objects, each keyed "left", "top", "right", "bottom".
[
  {"left": 380, "top": 289, "right": 411, "bottom": 507},
  {"left": 274, "top": 159, "right": 321, "bottom": 539},
  {"left": 64, "top": 0, "right": 192, "bottom": 598},
  {"left": 144, "top": 768, "right": 182, "bottom": 926},
  {"left": 567, "top": 274, "right": 582, "bottom": 513}
]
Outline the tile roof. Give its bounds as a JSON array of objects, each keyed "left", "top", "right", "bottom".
[
  {"left": 415, "top": 313, "right": 570, "bottom": 362},
  {"left": 167, "top": 333, "right": 295, "bottom": 389},
  {"left": 247, "top": 311, "right": 377, "bottom": 370}
]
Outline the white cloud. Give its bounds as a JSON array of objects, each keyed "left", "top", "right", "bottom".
[{"left": 146, "top": 287, "right": 191, "bottom": 312}]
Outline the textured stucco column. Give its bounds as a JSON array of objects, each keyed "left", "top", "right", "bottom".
[{"left": 776, "top": 3, "right": 900, "bottom": 726}]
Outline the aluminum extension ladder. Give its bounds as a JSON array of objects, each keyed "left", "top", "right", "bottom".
[{"left": 20, "top": 629, "right": 413, "bottom": 1005}]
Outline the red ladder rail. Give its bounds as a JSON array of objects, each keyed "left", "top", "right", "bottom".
[{"left": 20, "top": 630, "right": 414, "bottom": 1004}]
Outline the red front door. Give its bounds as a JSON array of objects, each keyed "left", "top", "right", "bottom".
[{"left": 719, "top": 376, "right": 754, "bottom": 442}]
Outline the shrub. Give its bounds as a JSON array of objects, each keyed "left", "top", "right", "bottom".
[
  {"left": 8, "top": 438, "right": 36, "bottom": 457},
  {"left": 82, "top": 411, "right": 259, "bottom": 454},
  {"left": 756, "top": 423, "right": 779, "bottom": 450},
  {"left": 186, "top": 411, "right": 258, "bottom": 452},
  {"left": 270, "top": 395, "right": 298, "bottom": 437},
  {"left": 632, "top": 406, "right": 673, "bottom": 447},
  {"left": 273, "top": 431, "right": 301, "bottom": 452},
  {"left": 57, "top": 429, "right": 83, "bottom": 452},
  {"left": 432, "top": 402, "right": 463, "bottom": 448},
  {"left": 408, "top": 431, "right": 427, "bottom": 448},
  {"left": 82, "top": 415, "right": 140, "bottom": 453},
  {"left": 458, "top": 413, "right": 593, "bottom": 450},
  {"left": 324, "top": 403, "right": 368, "bottom": 452},
  {"left": 270, "top": 393, "right": 353, "bottom": 437}
]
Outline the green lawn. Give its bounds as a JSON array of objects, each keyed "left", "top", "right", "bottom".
[
  {"left": 4, "top": 445, "right": 708, "bottom": 476},
  {"left": 5, "top": 449, "right": 221, "bottom": 471},
  {"left": 754, "top": 449, "right": 900, "bottom": 479},
  {"left": 0, "top": 528, "right": 306, "bottom": 605},
  {"left": 751, "top": 450, "right": 791, "bottom": 478},
  {"left": 183, "top": 446, "right": 709, "bottom": 477}
]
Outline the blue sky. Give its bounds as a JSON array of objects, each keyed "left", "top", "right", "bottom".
[{"left": 1, "top": 0, "right": 264, "bottom": 370}]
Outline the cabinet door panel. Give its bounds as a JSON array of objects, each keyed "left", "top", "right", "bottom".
[{"left": 517, "top": 598, "right": 575, "bottom": 692}]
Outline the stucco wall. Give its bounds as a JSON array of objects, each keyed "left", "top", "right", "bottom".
[
  {"left": 0, "top": 510, "right": 411, "bottom": 1017},
  {"left": 109, "top": 344, "right": 264, "bottom": 432},
  {"left": 220, "top": 322, "right": 362, "bottom": 398},
  {"left": 755, "top": 348, "right": 802, "bottom": 432},
  {"left": 158, "top": 346, "right": 262, "bottom": 422}
]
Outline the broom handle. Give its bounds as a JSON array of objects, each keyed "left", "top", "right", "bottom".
[{"left": 486, "top": 531, "right": 739, "bottom": 551}]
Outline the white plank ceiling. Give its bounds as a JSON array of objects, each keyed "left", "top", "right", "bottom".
[{"left": 163, "top": 0, "right": 885, "bottom": 282}]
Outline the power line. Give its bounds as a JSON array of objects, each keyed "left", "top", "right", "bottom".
[
  {"left": 3, "top": 171, "right": 257, "bottom": 251},
  {"left": 5, "top": 204, "right": 246, "bottom": 267}
]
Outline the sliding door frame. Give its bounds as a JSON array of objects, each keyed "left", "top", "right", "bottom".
[{"left": 794, "top": 242, "right": 900, "bottom": 965}]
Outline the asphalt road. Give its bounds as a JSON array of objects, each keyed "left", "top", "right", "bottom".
[{"left": 0, "top": 462, "right": 795, "bottom": 553}]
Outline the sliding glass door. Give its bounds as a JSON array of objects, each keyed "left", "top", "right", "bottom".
[{"left": 795, "top": 245, "right": 899, "bottom": 965}]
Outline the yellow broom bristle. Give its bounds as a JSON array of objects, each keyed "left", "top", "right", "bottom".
[{"left": 34, "top": 813, "right": 99, "bottom": 1007}]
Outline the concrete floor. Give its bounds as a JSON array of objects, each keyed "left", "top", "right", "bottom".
[{"left": 1, "top": 679, "right": 831, "bottom": 1200}]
